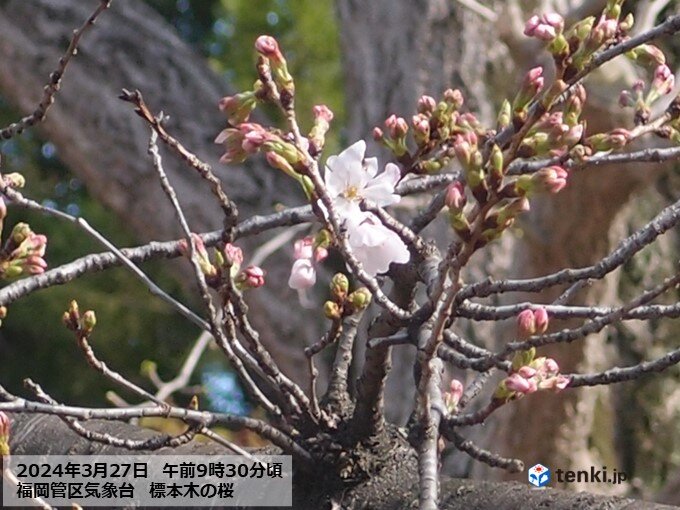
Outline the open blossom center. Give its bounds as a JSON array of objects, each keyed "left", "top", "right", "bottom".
[
  {"left": 322, "top": 140, "right": 411, "bottom": 276},
  {"left": 342, "top": 185, "right": 360, "bottom": 200}
]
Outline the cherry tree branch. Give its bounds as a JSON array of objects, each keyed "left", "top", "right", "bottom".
[{"left": 0, "top": 0, "right": 112, "bottom": 140}]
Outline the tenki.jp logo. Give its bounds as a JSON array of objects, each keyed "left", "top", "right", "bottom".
[{"left": 528, "top": 464, "right": 551, "bottom": 487}]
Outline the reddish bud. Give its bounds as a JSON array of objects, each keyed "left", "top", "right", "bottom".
[
  {"left": 505, "top": 373, "right": 537, "bottom": 394},
  {"left": 237, "top": 265, "right": 266, "bottom": 289},
  {"left": 445, "top": 181, "right": 466, "bottom": 211},
  {"left": 517, "top": 309, "right": 536, "bottom": 338},
  {"left": 417, "top": 95, "right": 437, "bottom": 114},
  {"left": 534, "top": 306, "right": 549, "bottom": 333}
]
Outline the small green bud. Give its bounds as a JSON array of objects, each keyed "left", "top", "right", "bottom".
[
  {"left": 511, "top": 348, "right": 536, "bottom": 372},
  {"left": 497, "top": 99, "right": 511, "bottom": 129},
  {"left": 348, "top": 288, "right": 372, "bottom": 311},
  {"left": 11, "top": 222, "right": 31, "bottom": 245},
  {"left": 140, "top": 360, "right": 158, "bottom": 378},
  {"left": 324, "top": 300, "right": 342, "bottom": 320},
  {"left": 330, "top": 273, "right": 350, "bottom": 301},
  {"left": 82, "top": 310, "right": 97, "bottom": 333}
]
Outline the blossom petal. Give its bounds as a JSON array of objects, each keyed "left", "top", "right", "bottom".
[
  {"left": 288, "top": 259, "right": 316, "bottom": 289},
  {"left": 325, "top": 140, "right": 367, "bottom": 195},
  {"left": 361, "top": 163, "right": 401, "bottom": 206},
  {"left": 364, "top": 157, "right": 379, "bottom": 178}
]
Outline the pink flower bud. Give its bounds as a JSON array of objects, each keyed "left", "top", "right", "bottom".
[
  {"left": 518, "top": 366, "right": 537, "bottom": 379},
  {"left": 450, "top": 379, "right": 464, "bottom": 401},
  {"left": 288, "top": 258, "right": 316, "bottom": 290},
  {"left": 255, "top": 35, "right": 283, "bottom": 62},
  {"left": 652, "top": 64, "right": 675, "bottom": 96},
  {"left": 444, "top": 378, "right": 465, "bottom": 410},
  {"left": 313, "top": 104, "right": 334, "bottom": 123},
  {"left": 412, "top": 114, "right": 430, "bottom": 140},
  {"left": 445, "top": 182, "right": 466, "bottom": 210},
  {"left": 314, "top": 246, "right": 329, "bottom": 263},
  {"left": 534, "top": 306, "right": 549, "bottom": 333},
  {"left": 443, "top": 89, "right": 464, "bottom": 109},
  {"left": 517, "top": 309, "right": 536, "bottom": 338},
  {"left": 533, "top": 166, "right": 568, "bottom": 194},
  {"left": 417, "top": 95, "right": 436, "bottom": 114},
  {"left": 505, "top": 373, "right": 537, "bottom": 394},
  {"left": 223, "top": 243, "right": 244, "bottom": 267},
  {"left": 372, "top": 127, "right": 384, "bottom": 141},
  {"left": 544, "top": 358, "right": 559, "bottom": 375},
  {"left": 294, "top": 237, "right": 314, "bottom": 260},
  {"left": 238, "top": 265, "right": 265, "bottom": 289}
]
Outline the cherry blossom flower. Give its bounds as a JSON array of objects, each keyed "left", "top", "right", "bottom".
[
  {"left": 288, "top": 258, "right": 317, "bottom": 290},
  {"left": 345, "top": 212, "right": 410, "bottom": 276},
  {"left": 288, "top": 237, "right": 329, "bottom": 291},
  {"left": 324, "top": 140, "right": 401, "bottom": 221}
]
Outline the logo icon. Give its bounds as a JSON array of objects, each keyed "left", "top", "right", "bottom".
[{"left": 528, "top": 464, "right": 551, "bottom": 487}]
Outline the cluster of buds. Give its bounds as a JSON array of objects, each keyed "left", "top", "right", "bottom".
[
  {"left": 618, "top": 65, "right": 676, "bottom": 126},
  {"left": 373, "top": 114, "right": 410, "bottom": 157},
  {"left": 178, "top": 236, "right": 265, "bottom": 290},
  {"left": 516, "top": 307, "right": 550, "bottom": 338},
  {"left": 524, "top": 13, "right": 569, "bottom": 59},
  {"left": 514, "top": 166, "right": 569, "bottom": 196},
  {"left": 494, "top": 346, "right": 570, "bottom": 402},
  {"left": 323, "top": 273, "right": 371, "bottom": 320},
  {"left": 215, "top": 122, "right": 303, "bottom": 168},
  {"left": 62, "top": 300, "right": 97, "bottom": 335},
  {"left": 373, "top": 89, "right": 472, "bottom": 173},
  {"left": 585, "top": 128, "right": 631, "bottom": 152},
  {"left": 518, "top": 111, "right": 584, "bottom": 158},
  {"left": 288, "top": 233, "right": 330, "bottom": 291},
  {"left": 522, "top": 2, "right": 629, "bottom": 87},
  {"left": 0, "top": 222, "right": 48, "bottom": 278},
  {"left": 0, "top": 411, "right": 9, "bottom": 456},
  {"left": 443, "top": 379, "right": 464, "bottom": 414}
]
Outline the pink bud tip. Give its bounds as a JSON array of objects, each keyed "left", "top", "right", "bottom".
[
  {"left": 450, "top": 379, "right": 464, "bottom": 401},
  {"left": 255, "top": 35, "right": 280, "bottom": 58},
  {"left": 313, "top": 105, "right": 334, "bottom": 122},
  {"left": 445, "top": 182, "right": 466, "bottom": 210},
  {"left": 223, "top": 243, "right": 244, "bottom": 267},
  {"left": 517, "top": 309, "right": 536, "bottom": 338},
  {"left": 242, "top": 265, "right": 266, "bottom": 288},
  {"left": 294, "top": 237, "right": 314, "bottom": 260},
  {"left": 533, "top": 306, "right": 549, "bottom": 333},
  {"left": 505, "top": 373, "right": 536, "bottom": 394}
]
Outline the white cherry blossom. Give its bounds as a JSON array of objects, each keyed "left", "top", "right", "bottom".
[
  {"left": 346, "top": 212, "right": 410, "bottom": 276},
  {"left": 324, "top": 140, "right": 401, "bottom": 220}
]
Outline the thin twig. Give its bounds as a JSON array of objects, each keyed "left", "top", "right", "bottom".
[{"left": 0, "top": 1, "right": 112, "bottom": 140}]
